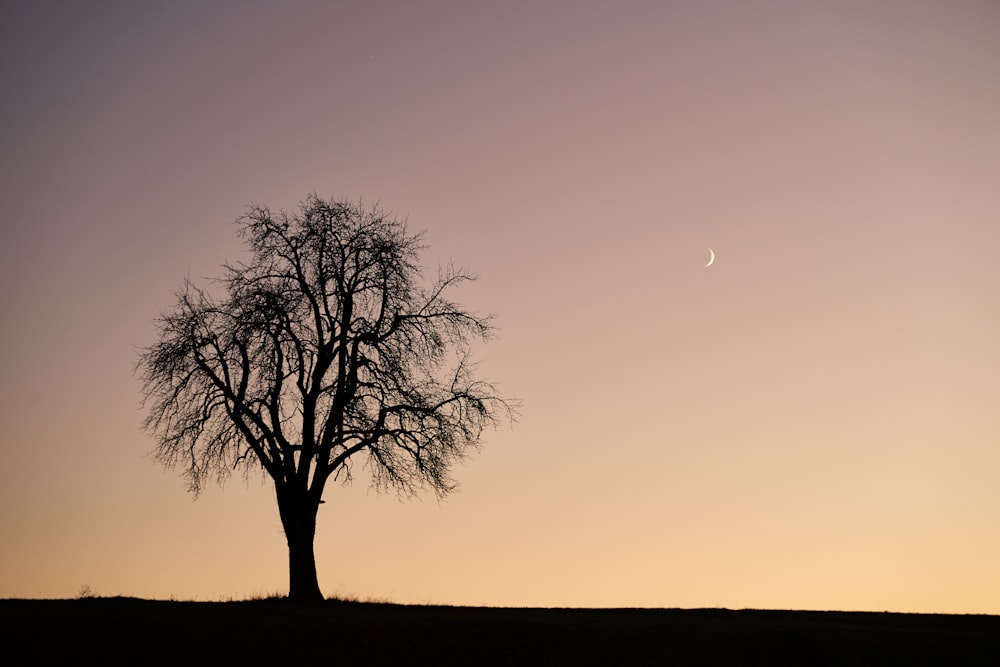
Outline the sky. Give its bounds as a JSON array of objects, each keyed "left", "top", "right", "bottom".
[{"left": 1, "top": 0, "right": 998, "bottom": 613}]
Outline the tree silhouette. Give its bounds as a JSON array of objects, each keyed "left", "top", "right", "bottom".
[{"left": 138, "top": 196, "right": 515, "bottom": 602}]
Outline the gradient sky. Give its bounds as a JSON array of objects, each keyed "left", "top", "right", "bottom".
[{"left": 2, "top": 1, "right": 998, "bottom": 612}]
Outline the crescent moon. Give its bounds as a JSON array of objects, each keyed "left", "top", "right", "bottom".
[{"left": 704, "top": 248, "right": 715, "bottom": 268}]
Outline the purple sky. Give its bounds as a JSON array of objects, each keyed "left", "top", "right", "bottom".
[{"left": 2, "top": 1, "right": 999, "bottom": 611}]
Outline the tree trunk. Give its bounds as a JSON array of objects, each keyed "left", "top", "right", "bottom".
[{"left": 276, "top": 485, "right": 324, "bottom": 603}]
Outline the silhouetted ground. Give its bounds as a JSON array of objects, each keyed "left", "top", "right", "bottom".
[{"left": 2, "top": 597, "right": 997, "bottom": 665}]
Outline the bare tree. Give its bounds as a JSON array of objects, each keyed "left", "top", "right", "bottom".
[{"left": 138, "top": 196, "right": 515, "bottom": 602}]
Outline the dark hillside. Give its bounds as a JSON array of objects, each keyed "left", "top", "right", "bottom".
[{"left": 2, "top": 598, "right": 997, "bottom": 666}]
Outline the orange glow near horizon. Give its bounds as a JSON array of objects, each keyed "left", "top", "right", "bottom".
[{"left": 1, "top": 1, "right": 998, "bottom": 613}]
